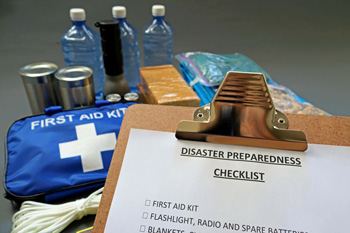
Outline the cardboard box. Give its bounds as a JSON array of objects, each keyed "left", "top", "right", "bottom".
[{"left": 139, "top": 65, "right": 200, "bottom": 107}]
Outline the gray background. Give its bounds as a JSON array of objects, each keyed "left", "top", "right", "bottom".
[{"left": 0, "top": 0, "right": 349, "bottom": 232}]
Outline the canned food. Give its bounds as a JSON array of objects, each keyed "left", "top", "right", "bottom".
[
  {"left": 124, "top": 93, "right": 139, "bottom": 102},
  {"left": 55, "top": 66, "right": 95, "bottom": 110},
  {"left": 106, "top": 94, "right": 122, "bottom": 103},
  {"left": 19, "top": 62, "right": 59, "bottom": 114}
]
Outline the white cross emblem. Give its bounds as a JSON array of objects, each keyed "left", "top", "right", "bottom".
[{"left": 59, "top": 123, "right": 117, "bottom": 172}]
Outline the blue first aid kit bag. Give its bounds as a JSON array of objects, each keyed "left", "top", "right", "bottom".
[{"left": 4, "top": 102, "right": 136, "bottom": 203}]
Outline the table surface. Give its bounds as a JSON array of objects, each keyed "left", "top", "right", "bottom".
[{"left": 1, "top": 0, "right": 349, "bottom": 232}]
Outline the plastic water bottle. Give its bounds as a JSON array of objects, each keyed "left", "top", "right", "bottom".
[
  {"left": 143, "top": 5, "right": 174, "bottom": 66},
  {"left": 112, "top": 6, "right": 140, "bottom": 93},
  {"left": 61, "top": 8, "right": 105, "bottom": 99}
]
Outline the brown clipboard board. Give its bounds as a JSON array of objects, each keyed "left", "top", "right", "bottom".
[{"left": 92, "top": 104, "right": 350, "bottom": 233}]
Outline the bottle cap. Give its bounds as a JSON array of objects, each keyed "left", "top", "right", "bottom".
[
  {"left": 70, "top": 8, "right": 86, "bottom": 21},
  {"left": 152, "top": 5, "right": 165, "bottom": 16},
  {"left": 112, "top": 6, "right": 127, "bottom": 18}
]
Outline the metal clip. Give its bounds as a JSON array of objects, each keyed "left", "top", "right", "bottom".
[{"left": 176, "top": 72, "right": 308, "bottom": 151}]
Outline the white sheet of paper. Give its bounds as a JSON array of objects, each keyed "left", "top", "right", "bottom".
[{"left": 104, "top": 129, "right": 350, "bottom": 233}]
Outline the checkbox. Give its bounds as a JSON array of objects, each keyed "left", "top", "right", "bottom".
[
  {"left": 140, "top": 225, "right": 146, "bottom": 232},
  {"left": 145, "top": 200, "right": 151, "bottom": 206},
  {"left": 142, "top": 212, "right": 148, "bottom": 219}
]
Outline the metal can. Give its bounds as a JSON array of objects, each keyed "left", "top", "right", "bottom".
[
  {"left": 124, "top": 93, "right": 139, "bottom": 102},
  {"left": 55, "top": 66, "right": 95, "bottom": 110},
  {"left": 106, "top": 94, "right": 122, "bottom": 103},
  {"left": 19, "top": 62, "right": 59, "bottom": 114}
]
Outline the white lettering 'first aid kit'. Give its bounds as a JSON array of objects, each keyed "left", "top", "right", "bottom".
[{"left": 4, "top": 101, "right": 136, "bottom": 203}]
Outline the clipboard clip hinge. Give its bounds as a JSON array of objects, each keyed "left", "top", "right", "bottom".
[{"left": 176, "top": 72, "right": 308, "bottom": 151}]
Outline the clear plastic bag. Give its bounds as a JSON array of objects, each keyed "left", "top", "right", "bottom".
[
  {"left": 268, "top": 82, "right": 329, "bottom": 115},
  {"left": 175, "top": 52, "right": 272, "bottom": 87},
  {"left": 176, "top": 52, "right": 329, "bottom": 115}
]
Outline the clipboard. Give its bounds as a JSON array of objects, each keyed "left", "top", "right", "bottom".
[{"left": 92, "top": 103, "right": 350, "bottom": 233}]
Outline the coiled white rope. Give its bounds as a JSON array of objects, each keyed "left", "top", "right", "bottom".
[{"left": 11, "top": 187, "right": 103, "bottom": 233}]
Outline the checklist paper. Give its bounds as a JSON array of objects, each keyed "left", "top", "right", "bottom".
[{"left": 104, "top": 129, "right": 350, "bottom": 233}]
